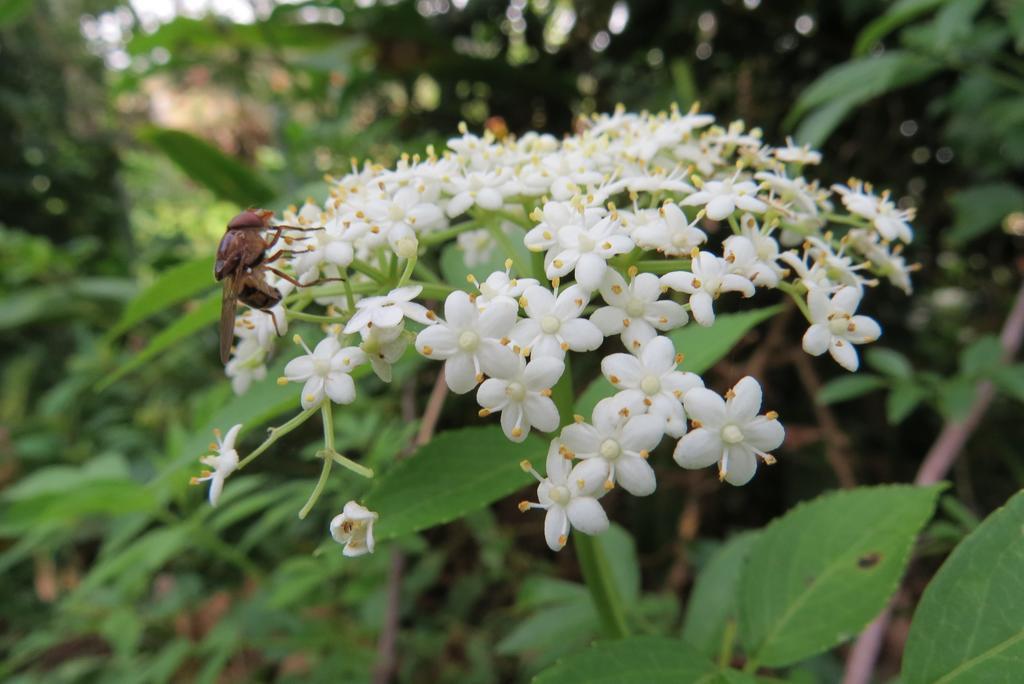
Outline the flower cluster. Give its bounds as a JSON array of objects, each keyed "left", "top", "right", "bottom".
[{"left": 195, "top": 106, "right": 916, "bottom": 554}]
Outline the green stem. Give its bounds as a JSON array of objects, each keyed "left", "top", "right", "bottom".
[
  {"left": 236, "top": 404, "right": 320, "bottom": 470},
  {"left": 413, "top": 259, "right": 442, "bottom": 284},
  {"left": 299, "top": 453, "right": 332, "bottom": 520},
  {"left": 328, "top": 450, "right": 374, "bottom": 478},
  {"left": 298, "top": 402, "right": 335, "bottom": 519},
  {"left": 350, "top": 258, "right": 388, "bottom": 283},
  {"left": 397, "top": 255, "right": 417, "bottom": 287},
  {"left": 718, "top": 618, "right": 738, "bottom": 669},
  {"left": 777, "top": 281, "right": 811, "bottom": 322},
  {"left": 419, "top": 220, "right": 482, "bottom": 246},
  {"left": 550, "top": 360, "right": 631, "bottom": 639},
  {"left": 287, "top": 310, "right": 345, "bottom": 324},
  {"left": 632, "top": 259, "right": 692, "bottom": 275},
  {"left": 342, "top": 270, "right": 357, "bottom": 313}
]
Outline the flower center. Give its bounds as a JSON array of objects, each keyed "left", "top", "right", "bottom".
[
  {"left": 479, "top": 282, "right": 497, "bottom": 298},
  {"left": 313, "top": 357, "right": 331, "bottom": 376},
  {"left": 600, "top": 438, "right": 622, "bottom": 460},
  {"left": 541, "top": 315, "right": 562, "bottom": 334},
  {"left": 458, "top": 330, "right": 480, "bottom": 351},
  {"left": 672, "top": 232, "right": 692, "bottom": 247},
  {"left": 361, "top": 336, "right": 381, "bottom": 355},
  {"left": 721, "top": 424, "right": 745, "bottom": 444},
  {"left": 387, "top": 203, "right": 405, "bottom": 221},
  {"left": 828, "top": 315, "right": 850, "bottom": 336},
  {"left": 506, "top": 381, "right": 527, "bottom": 402},
  {"left": 625, "top": 298, "right": 646, "bottom": 317},
  {"left": 550, "top": 485, "right": 571, "bottom": 506},
  {"left": 640, "top": 374, "right": 661, "bottom": 395},
  {"left": 576, "top": 232, "right": 596, "bottom": 252}
]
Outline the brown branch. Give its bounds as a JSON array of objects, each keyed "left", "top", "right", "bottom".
[
  {"left": 842, "top": 281, "right": 1024, "bottom": 684},
  {"left": 791, "top": 350, "right": 858, "bottom": 489},
  {"left": 372, "top": 370, "right": 449, "bottom": 684}
]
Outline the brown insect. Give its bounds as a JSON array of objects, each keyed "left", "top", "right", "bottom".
[{"left": 215, "top": 209, "right": 320, "bottom": 363}]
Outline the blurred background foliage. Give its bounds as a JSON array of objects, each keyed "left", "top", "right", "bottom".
[{"left": 1, "top": 0, "right": 1023, "bottom": 681}]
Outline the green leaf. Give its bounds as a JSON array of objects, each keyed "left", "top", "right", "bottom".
[
  {"left": 865, "top": 348, "right": 913, "bottom": 379},
  {"left": 597, "top": 524, "right": 641, "bottom": 603},
  {"left": 887, "top": 382, "right": 928, "bottom": 424},
  {"left": 532, "top": 637, "right": 726, "bottom": 684},
  {"left": 853, "top": 0, "right": 951, "bottom": 56},
  {"left": 817, "top": 374, "right": 887, "bottom": 405},
  {"left": 958, "top": 335, "right": 1003, "bottom": 378},
  {"left": 938, "top": 377, "right": 977, "bottom": 421},
  {"left": 993, "top": 364, "right": 1024, "bottom": 402},
  {"left": 682, "top": 531, "right": 760, "bottom": 657},
  {"left": 903, "top": 490, "right": 1024, "bottom": 682},
  {"left": 108, "top": 256, "right": 216, "bottom": 339},
  {"left": 947, "top": 183, "right": 1024, "bottom": 246},
  {"left": 575, "top": 306, "right": 781, "bottom": 417},
  {"left": 739, "top": 485, "right": 943, "bottom": 667},
  {"left": 364, "top": 427, "right": 542, "bottom": 541},
  {"left": 97, "top": 292, "right": 220, "bottom": 390},
  {"left": 786, "top": 52, "right": 942, "bottom": 142},
  {"left": 498, "top": 599, "right": 597, "bottom": 658},
  {"left": 140, "top": 127, "right": 274, "bottom": 206},
  {"left": 0, "top": 0, "right": 32, "bottom": 26}
]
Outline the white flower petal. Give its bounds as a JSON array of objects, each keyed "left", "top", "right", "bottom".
[
  {"left": 325, "top": 373, "right": 356, "bottom": 405},
  {"left": 673, "top": 428, "right": 723, "bottom": 469},
  {"left": 683, "top": 388, "right": 726, "bottom": 426},
  {"left": 445, "top": 353, "right": 478, "bottom": 393},
  {"left": 744, "top": 418, "right": 785, "bottom": 452},
  {"left": 560, "top": 318, "right": 603, "bottom": 352},
  {"left": 544, "top": 507, "right": 570, "bottom": 551},
  {"left": 829, "top": 337, "right": 860, "bottom": 371},
  {"left": 728, "top": 376, "right": 763, "bottom": 422},
  {"left": 690, "top": 291, "right": 715, "bottom": 327},
  {"left": 615, "top": 455, "right": 657, "bottom": 496},
  {"left": 566, "top": 498, "right": 609, "bottom": 535},
  {"left": 722, "top": 445, "right": 758, "bottom": 486},
  {"left": 802, "top": 324, "right": 830, "bottom": 356}
]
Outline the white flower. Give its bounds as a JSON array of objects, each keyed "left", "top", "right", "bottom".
[
  {"left": 343, "top": 285, "right": 435, "bottom": 335},
  {"left": 292, "top": 214, "right": 355, "bottom": 277},
  {"left": 846, "top": 228, "right": 915, "bottom": 294},
  {"left": 801, "top": 286, "right": 881, "bottom": 371},
  {"left": 512, "top": 284, "right": 603, "bottom": 360},
  {"left": 661, "top": 251, "right": 756, "bottom": 326},
  {"left": 773, "top": 137, "right": 822, "bottom": 165},
  {"left": 590, "top": 268, "right": 688, "bottom": 351},
  {"left": 681, "top": 174, "right": 767, "bottom": 221},
  {"left": 225, "top": 336, "right": 267, "bottom": 395},
  {"left": 445, "top": 168, "right": 514, "bottom": 217},
  {"left": 723, "top": 215, "right": 784, "bottom": 288},
  {"left": 366, "top": 185, "right": 445, "bottom": 251},
  {"left": 415, "top": 290, "right": 519, "bottom": 393},
  {"left": 191, "top": 424, "right": 241, "bottom": 506},
  {"left": 477, "top": 356, "right": 563, "bottom": 441},
  {"left": 630, "top": 203, "right": 707, "bottom": 257},
  {"left": 330, "top": 501, "right": 379, "bottom": 557},
  {"left": 283, "top": 335, "right": 367, "bottom": 409},
  {"left": 519, "top": 441, "right": 609, "bottom": 552},
  {"left": 470, "top": 261, "right": 539, "bottom": 312},
  {"left": 560, "top": 397, "right": 663, "bottom": 496},
  {"left": 832, "top": 180, "right": 914, "bottom": 243},
  {"left": 525, "top": 204, "right": 634, "bottom": 292},
  {"left": 359, "top": 323, "right": 408, "bottom": 383},
  {"left": 602, "top": 336, "right": 703, "bottom": 438},
  {"left": 457, "top": 227, "right": 498, "bottom": 267},
  {"left": 673, "top": 376, "right": 783, "bottom": 486}
]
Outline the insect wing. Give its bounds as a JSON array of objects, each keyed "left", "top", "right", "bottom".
[{"left": 219, "top": 275, "right": 243, "bottom": 363}]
